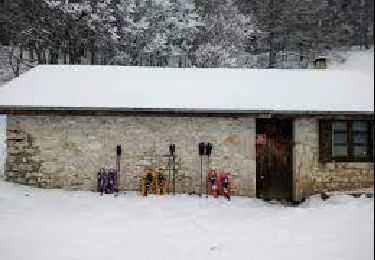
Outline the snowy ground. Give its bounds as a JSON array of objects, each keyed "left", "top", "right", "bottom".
[{"left": 0, "top": 181, "right": 373, "bottom": 260}]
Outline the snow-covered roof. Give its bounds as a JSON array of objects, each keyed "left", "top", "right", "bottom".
[
  {"left": 0, "top": 65, "right": 373, "bottom": 114},
  {"left": 314, "top": 56, "right": 328, "bottom": 60},
  {"left": 330, "top": 48, "right": 374, "bottom": 77}
]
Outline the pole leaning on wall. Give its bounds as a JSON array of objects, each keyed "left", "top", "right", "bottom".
[
  {"left": 169, "top": 144, "right": 176, "bottom": 195},
  {"left": 199, "top": 142, "right": 205, "bottom": 197},
  {"left": 206, "top": 143, "right": 212, "bottom": 197},
  {"left": 116, "top": 145, "right": 121, "bottom": 194}
]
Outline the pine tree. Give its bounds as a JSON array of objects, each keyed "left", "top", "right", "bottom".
[{"left": 193, "top": 0, "right": 253, "bottom": 67}]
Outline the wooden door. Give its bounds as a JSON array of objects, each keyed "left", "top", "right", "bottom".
[{"left": 256, "top": 119, "right": 293, "bottom": 200}]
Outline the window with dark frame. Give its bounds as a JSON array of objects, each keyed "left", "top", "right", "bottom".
[
  {"left": 352, "top": 121, "right": 368, "bottom": 157},
  {"left": 320, "top": 120, "right": 374, "bottom": 163},
  {"left": 332, "top": 120, "right": 372, "bottom": 160},
  {"left": 332, "top": 121, "right": 348, "bottom": 157}
]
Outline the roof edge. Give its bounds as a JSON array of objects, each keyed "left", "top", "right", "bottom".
[{"left": 0, "top": 105, "right": 373, "bottom": 116}]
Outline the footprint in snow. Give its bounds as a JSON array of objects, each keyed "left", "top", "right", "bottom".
[{"left": 209, "top": 244, "right": 220, "bottom": 251}]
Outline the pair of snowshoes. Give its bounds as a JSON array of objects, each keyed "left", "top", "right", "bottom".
[
  {"left": 207, "top": 170, "right": 231, "bottom": 201},
  {"left": 141, "top": 166, "right": 168, "bottom": 196},
  {"left": 156, "top": 174, "right": 167, "bottom": 195},
  {"left": 142, "top": 173, "right": 154, "bottom": 196},
  {"left": 97, "top": 168, "right": 117, "bottom": 195},
  {"left": 221, "top": 176, "right": 231, "bottom": 201}
]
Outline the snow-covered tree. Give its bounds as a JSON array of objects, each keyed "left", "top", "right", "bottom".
[
  {"left": 128, "top": 0, "right": 201, "bottom": 66},
  {"left": 1, "top": 0, "right": 373, "bottom": 75},
  {"left": 193, "top": 0, "right": 254, "bottom": 67}
]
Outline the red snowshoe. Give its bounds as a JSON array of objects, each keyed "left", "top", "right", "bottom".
[
  {"left": 219, "top": 172, "right": 231, "bottom": 201},
  {"left": 207, "top": 170, "right": 219, "bottom": 198}
]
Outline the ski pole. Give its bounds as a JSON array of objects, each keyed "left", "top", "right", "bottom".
[
  {"left": 206, "top": 155, "right": 209, "bottom": 197},
  {"left": 173, "top": 154, "right": 176, "bottom": 195},
  {"left": 200, "top": 154, "right": 203, "bottom": 197}
]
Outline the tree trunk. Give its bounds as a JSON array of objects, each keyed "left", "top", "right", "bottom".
[
  {"left": 69, "top": 49, "right": 75, "bottom": 64},
  {"left": 29, "top": 48, "right": 34, "bottom": 62},
  {"left": 48, "top": 49, "right": 52, "bottom": 64},
  {"left": 42, "top": 50, "right": 47, "bottom": 64},
  {"left": 9, "top": 46, "right": 20, "bottom": 77},
  {"left": 36, "top": 48, "right": 42, "bottom": 64},
  {"left": 63, "top": 48, "right": 67, "bottom": 64},
  {"left": 16, "top": 48, "right": 23, "bottom": 76},
  {"left": 90, "top": 49, "right": 96, "bottom": 65},
  {"left": 364, "top": 0, "right": 370, "bottom": 49},
  {"left": 298, "top": 46, "right": 305, "bottom": 69},
  {"left": 268, "top": 33, "right": 276, "bottom": 69},
  {"left": 50, "top": 48, "right": 59, "bottom": 64}
]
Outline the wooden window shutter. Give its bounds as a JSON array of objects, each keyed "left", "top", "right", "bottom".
[
  {"left": 319, "top": 120, "right": 333, "bottom": 163},
  {"left": 368, "top": 121, "right": 374, "bottom": 159}
]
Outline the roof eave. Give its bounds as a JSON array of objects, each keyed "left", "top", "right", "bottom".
[{"left": 0, "top": 105, "right": 373, "bottom": 117}]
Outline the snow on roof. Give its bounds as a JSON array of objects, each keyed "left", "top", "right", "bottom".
[
  {"left": 314, "top": 56, "right": 328, "bottom": 60},
  {"left": 330, "top": 48, "right": 374, "bottom": 76},
  {"left": 0, "top": 65, "right": 373, "bottom": 113}
]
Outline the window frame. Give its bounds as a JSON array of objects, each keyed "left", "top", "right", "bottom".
[
  {"left": 331, "top": 120, "right": 373, "bottom": 162},
  {"left": 332, "top": 121, "right": 349, "bottom": 157}
]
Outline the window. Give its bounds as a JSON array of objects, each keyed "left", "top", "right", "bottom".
[
  {"left": 353, "top": 121, "right": 368, "bottom": 157},
  {"left": 320, "top": 120, "right": 374, "bottom": 162},
  {"left": 332, "top": 121, "right": 348, "bottom": 157}
]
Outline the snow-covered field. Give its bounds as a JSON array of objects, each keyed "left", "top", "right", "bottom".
[{"left": 0, "top": 181, "right": 373, "bottom": 260}]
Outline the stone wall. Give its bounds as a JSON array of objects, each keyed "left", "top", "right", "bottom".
[
  {"left": 293, "top": 118, "right": 318, "bottom": 201},
  {"left": 312, "top": 162, "right": 374, "bottom": 192},
  {"left": 6, "top": 115, "right": 373, "bottom": 199},
  {"left": 293, "top": 118, "right": 374, "bottom": 201},
  {"left": 5, "top": 115, "right": 256, "bottom": 196}
]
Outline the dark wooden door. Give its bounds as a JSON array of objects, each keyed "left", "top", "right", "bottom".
[{"left": 256, "top": 119, "right": 293, "bottom": 200}]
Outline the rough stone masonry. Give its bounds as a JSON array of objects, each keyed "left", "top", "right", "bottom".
[{"left": 5, "top": 115, "right": 256, "bottom": 196}]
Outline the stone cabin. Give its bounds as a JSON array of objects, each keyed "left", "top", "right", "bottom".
[{"left": 0, "top": 65, "right": 373, "bottom": 202}]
